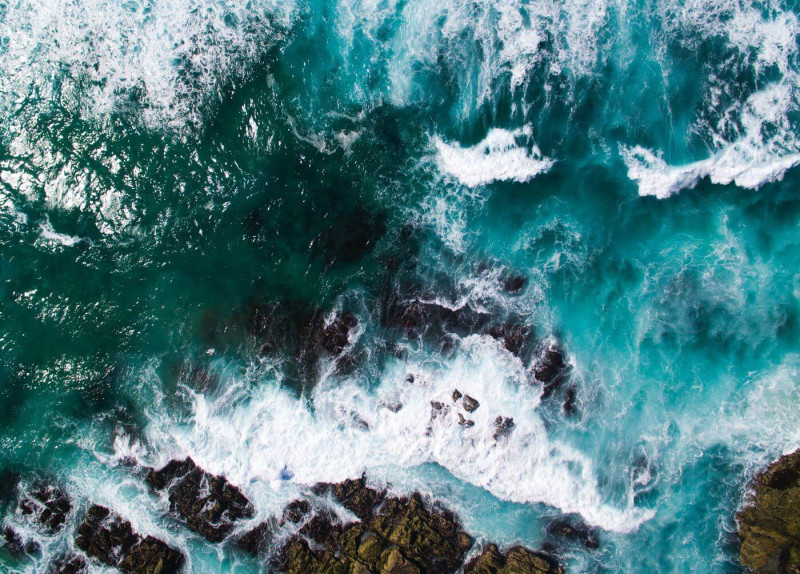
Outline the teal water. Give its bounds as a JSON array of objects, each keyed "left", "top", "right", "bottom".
[{"left": 2, "top": 0, "right": 800, "bottom": 571}]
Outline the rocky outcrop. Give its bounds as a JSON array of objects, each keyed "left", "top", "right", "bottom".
[
  {"left": 487, "top": 324, "right": 532, "bottom": 357},
  {"left": 464, "top": 544, "right": 563, "bottom": 573},
  {"left": 273, "top": 477, "right": 560, "bottom": 574},
  {"left": 75, "top": 505, "right": 184, "bottom": 574},
  {"left": 545, "top": 517, "right": 599, "bottom": 550},
  {"left": 19, "top": 484, "right": 72, "bottom": 534},
  {"left": 146, "top": 457, "right": 254, "bottom": 542},
  {"left": 738, "top": 449, "right": 800, "bottom": 573},
  {"left": 49, "top": 553, "right": 88, "bottom": 574},
  {"left": 532, "top": 341, "right": 569, "bottom": 397}
]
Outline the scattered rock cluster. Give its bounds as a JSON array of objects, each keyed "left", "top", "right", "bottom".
[{"left": 465, "top": 543, "right": 562, "bottom": 574}]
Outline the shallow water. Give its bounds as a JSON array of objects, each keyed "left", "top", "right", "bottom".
[{"left": 1, "top": 0, "right": 800, "bottom": 571}]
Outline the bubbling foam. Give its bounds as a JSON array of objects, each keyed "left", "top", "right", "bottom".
[
  {"left": 434, "top": 127, "right": 555, "bottom": 188},
  {"left": 137, "top": 335, "right": 653, "bottom": 534}
]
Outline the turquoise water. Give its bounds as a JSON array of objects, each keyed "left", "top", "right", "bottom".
[{"left": 2, "top": 0, "right": 800, "bottom": 571}]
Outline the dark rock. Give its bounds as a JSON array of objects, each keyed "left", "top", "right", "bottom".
[
  {"left": 502, "top": 273, "right": 527, "bottom": 294},
  {"left": 315, "top": 475, "right": 385, "bottom": 521},
  {"left": 283, "top": 500, "right": 312, "bottom": 524},
  {"left": 320, "top": 315, "right": 357, "bottom": 355},
  {"left": 452, "top": 389, "right": 463, "bottom": 402},
  {"left": 236, "top": 521, "right": 274, "bottom": 556},
  {"left": 492, "top": 416, "right": 515, "bottom": 440},
  {"left": 405, "top": 374, "right": 415, "bottom": 384},
  {"left": 382, "top": 401, "right": 403, "bottom": 413},
  {"left": 487, "top": 324, "right": 532, "bottom": 356},
  {"left": 462, "top": 395, "right": 480, "bottom": 413},
  {"left": 146, "top": 457, "right": 254, "bottom": 542},
  {"left": 458, "top": 414, "right": 475, "bottom": 428},
  {"left": 533, "top": 341, "right": 569, "bottom": 397},
  {"left": 465, "top": 544, "right": 562, "bottom": 573},
  {"left": 75, "top": 505, "right": 184, "bottom": 574},
  {"left": 546, "top": 517, "right": 599, "bottom": 549},
  {"left": 431, "top": 401, "right": 444, "bottom": 412},
  {"left": 369, "top": 493, "right": 473, "bottom": 573},
  {"left": 384, "top": 300, "right": 489, "bottom": 340},
  {"left": 3, "top": 526, "right": 39, "bottom": 555},
  {"left": 19, "top": 483, "right": 72, "bottom": 534},
  {"left": 563, "top": 386, "right": 577, "bottom": 416},
  {"left": 738, "top": 449, "right": 800, "bottom": 573},
  {"left": 49, "top": 554, "right": 87, "bottom": 574}
]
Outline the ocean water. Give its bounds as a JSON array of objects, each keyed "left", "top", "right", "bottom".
[{"left": 1, "top": 0, "right": 800, "bottom": 571}]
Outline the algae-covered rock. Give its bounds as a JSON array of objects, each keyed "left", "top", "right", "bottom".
[
  {"left": 738, "top": 449, "right": 800, "bottom": 573},
  {"left": 465, "top": 543, "right": 562, "bottom": 574},
  {"left": 146, "top": 457, "right": 254, "bottom": 542},
  {"left": 75, "top": 504, "right": 184, "bottom": 574}
]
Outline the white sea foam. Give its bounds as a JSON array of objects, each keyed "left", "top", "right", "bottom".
[
  {"left": 137, "top": 334, "right": 653, "bottom": 534},
  {"left": 38, "top": 218, "right": 88, "bottom": 247},
  {"left": 0, "top": 0, "right": 296, "bottom": 129},
  {"left": 624, "top": 2, "right": 800, "bottom": 197},
  {"left": 434, "top": 127, "right": 554, "bottom": 188},
  {"left": 621, "top": 143, "right": 800, "bottom": 199}
]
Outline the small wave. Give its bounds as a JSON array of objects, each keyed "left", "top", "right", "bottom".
[
  {"left": 621, "top": 143, "right": 800, "bottom": 198},
  {"left": 38, "top": 219, "right": 89, "bottom": 247},
  {"left": 434, "top": 127, "right": 555, "bottom": 188}
]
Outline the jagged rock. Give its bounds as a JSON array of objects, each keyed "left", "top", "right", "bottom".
[
  {"left": 546, "top": 517, "right": 599, "bottom": 549},
  {"left": 146, "top": 457, "right": 254, "bottom": 542},
  {"left": 458, "top": 414, "right": 475, "bottom": 428},
  {"left": 738, "top": 449, "right": 800, "bottom": 573},
  {"left": 75, "top": 505, "right": 184, "bottom": 574},
  {"left": 405, "top": 374, "right": 415, "bottom": 384},
  {"left": 382, "top": 401, "right": 403, "bottom": 413},
  {"left": 236, "top": 520, "right": 274, "bottom": 555},
  {"left": 487, "top": 324, "right": 532, "bottom": 356},
  {"left": 277, "top": 483, "right": 472, "bottom": 574},
  {"left": 462, "top": 395, "right": 480, "bottom": 413},
  {"left": 452, "top": 390, "right": 463, "bottom": 402},
  {"left": 492, "top": 416, "right": 515, "bottom": 440},
  {"left": 49, "top": 553, "right": 87, "bottom": 574},
  {"left": 19, "top": 483, "right": 72, "bottom": 534},
  {"left": 3, "top": 526, "right": 39, "bottom": 555},
  {"left": 465, "top": 544, "right": 562, "bottom": 573},
  {"left": 533, "top": 342, "right": 569, "bottom": 397},
  {"left": 283, "top": 500, "right": 312, "bottom": 524},
  {"left": 314, "top": 475, "right": 385, "bottom": 520}
]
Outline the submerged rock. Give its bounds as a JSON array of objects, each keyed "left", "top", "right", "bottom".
[
  {"left": 75, "top": 505, "right": 184, "bottom": 574},
  {"left": 464, "top": 543, "right": 562, "bottom": 574},
  {"left": 2, "top": 526, "right": 39, "bottom": 556},
  {"left": 502, "top": 272, "right": 527, "bottom": 294},
  {"left": 146, "top": 457, "right": 254, "bottom": 542},
  {"left": 236, "top": 520, "right": 275, "bottom": 556},
  {"left": 546, "top": 517, "right": 599, "bottom": 550},
  {"left": 320, "top": 314, "right": 358, "bottom": 355},
  {"left": 738, "top": 449, "right": 800, "bottom": 573},
  {"left": 492, "top": 416, "right": 515, "bottom": 440}
]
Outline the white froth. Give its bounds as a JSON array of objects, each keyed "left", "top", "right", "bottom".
[
  {"left": 434, "top": 127, "right": 555, "bottom": 188},
  {"left": 621, "top": 143, "right": 800, "bottom": 198},
  {"left": 140, "top": 335, "right": 653, "bottom": 534},
  {"left": 38, "top": 218, "right": 88, "bottom": 247}
]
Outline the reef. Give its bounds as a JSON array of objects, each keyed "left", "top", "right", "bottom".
[
  {"left": 738, "top": 449, "right": 800, "bottom": 573},
  {"left": 75, "top": 505, "right": 184, "bottom": 574}
]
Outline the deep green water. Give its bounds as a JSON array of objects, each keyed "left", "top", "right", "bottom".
[{"left": 2, "top": 0, "right": 800, "bottom": 571}]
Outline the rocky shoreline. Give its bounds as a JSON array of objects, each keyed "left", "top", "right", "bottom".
[
  {"left": 2, "top": 459, "right": 574, "bottom": 573},
  {"left": 738, "top": 449, "right": 800, "bottom": 573}
]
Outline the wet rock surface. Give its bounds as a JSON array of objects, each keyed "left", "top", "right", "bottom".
[
  {"left": 545, "top": 517, "right": 599, "bottom": 550},
  {"left": 738, "top": 449, "right": 800, "bottom": 573},
  {"left": 146, "top": 457, "right": 254, "bottom": 542},
  {"left": 19, "top": 484, "right": 72, "bottom": 535},
  {"left": 272, "top": 477, "right": 559, "bottom": 574},
  {"left": 75, "top": 504, "right": 184, "bottom": 574},
  {"left": 464, "top": 543, "right": 563, "bottom": 573},
  {"left": 487, "top": 324, "right": 532, "bottom": 357},
  {"left": 49, "top": 553, "right": 88, "bottom": 574},
  {"left": 532, "top": 342, "right": 569, "bottom": 397}
]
